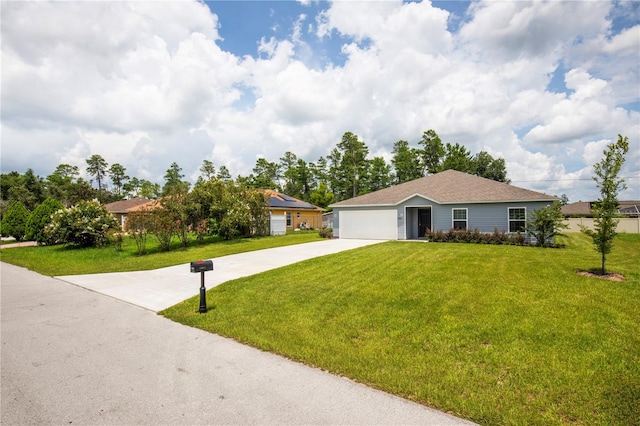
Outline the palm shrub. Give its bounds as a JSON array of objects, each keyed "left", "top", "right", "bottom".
[
  {"left": 1, "top": 201, "right": 30, "bottom": 241},
  {"left": 45, "top": 199, "right": 119, "bottom": 247},
  {"left": 25, "top": 197, "right": 64, "bottom": 244}
]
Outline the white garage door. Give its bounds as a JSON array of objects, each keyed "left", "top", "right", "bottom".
[{"left": 339, "top": 210, "right": 397, "bottom": 240}]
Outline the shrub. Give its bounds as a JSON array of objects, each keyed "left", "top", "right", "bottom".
[
  {"left": 109, "top": 230, "right": 125, "bottom": 251},
  {"left": 45, "top": 199, "right": 119, "bottom": 247},
  {"left": 25, "top": 198, "right": 64, "bottom": 244},
  {"left": 319, "top": 228, "right": 333, "bottom": 239},
  {"left": 124, "top": 209, "right": 153, "bottom": 255},
  {"left": 425, "top": 228, "right": 528, "bottom": 246},
  {"left": 527, "top": 202, "right": 568, "bottom": 247},
  {"left": 149, "top": 208, "right": 179, "bottom": 251},
  {"left": 1, "top": 201, "right": 30, "bottom": 241}
]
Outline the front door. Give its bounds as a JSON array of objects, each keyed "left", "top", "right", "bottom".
[{"left": 418, "top": 208, "right": 431, "bottom": 238}]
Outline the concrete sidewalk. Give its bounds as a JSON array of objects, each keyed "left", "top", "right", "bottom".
[
  {"left": 57, "top": 239, "right": 381, "bottom": 312},
  {"left": 1, "top": 262, "right": 474, "bottom": 425}
]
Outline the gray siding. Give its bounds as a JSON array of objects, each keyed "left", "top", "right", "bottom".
[
  {"left": 334, "top": 199, "right": 553, "bottom": 240},
  {"left": 433, "top": 202, "right": 552, "bottom": 233}
]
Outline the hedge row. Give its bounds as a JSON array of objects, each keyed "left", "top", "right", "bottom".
[{"left": 426, "top": 228, "right": 527, "bottom": 245}]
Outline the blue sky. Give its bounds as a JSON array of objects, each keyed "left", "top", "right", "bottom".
[{"left": 1, "top": 0, "right": 639, "bottom": 201}]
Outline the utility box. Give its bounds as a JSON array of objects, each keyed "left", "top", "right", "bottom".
[{"left": 190, "top": 260, "right": 213, "bottom": 273}]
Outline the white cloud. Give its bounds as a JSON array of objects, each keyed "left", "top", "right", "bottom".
[{"left": 1, "top": 0, "right": 638, "bottom": 203}]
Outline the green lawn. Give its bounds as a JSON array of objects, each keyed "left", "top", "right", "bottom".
[
  {"left": 161, "top": 233, "right": 640, "bottom": 425},
  {"left": 0, "top": 231, "right": 322, "bottom": 276}
]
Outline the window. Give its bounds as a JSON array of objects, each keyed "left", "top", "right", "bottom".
[
  {"left": 452, "top": 208, "right": 468, "bottom": 230},
  {"left": 297, "top": 212, "right": 300, "bottom": 218},
  {"left": 286, "top": 212, "right": 292, "bottom": 227},
  {"left": 508, "top": 207, "right": 526, "bottom": 232}
]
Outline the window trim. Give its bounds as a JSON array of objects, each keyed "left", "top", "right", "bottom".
[
  {"left": 452, "top": 208, "right": 468, "bottom": 230},
  {"left": 286, "top": 211, "right": 292, "bottom": 227},
  {"left": 508, "top": 207, "right": 527, "bottom": 233}
]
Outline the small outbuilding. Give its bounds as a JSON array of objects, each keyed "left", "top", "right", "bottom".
[{"left": 330, "top": 170, "right": 557, "bottom": 240}]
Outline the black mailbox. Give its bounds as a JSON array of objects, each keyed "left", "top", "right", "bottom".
[
  {"left": 190, "top": 260, "right": 213, "bottom": 273},
  {"left": 190, "top": 260, "right": 213, "bottom": 313}
]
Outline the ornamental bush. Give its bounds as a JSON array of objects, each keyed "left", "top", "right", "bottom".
[
  {"left": 45, "top": 199, "right": 119, "bottom": 247},
  {"left": 25, "top": 197, "right": 64, "bottom": 244},
  {"left": 426, "top": 228, "right": 527, "bottom": 246},
  {"left": 125, "top": 209, "right": 153, "bottom": 255},
  {"left": 1, "top": 201, "right": 30, "bottom": 241}
]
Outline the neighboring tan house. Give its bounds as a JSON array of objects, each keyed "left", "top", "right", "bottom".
[
  {"left": 264, "top": 190, "right": 323, "bottom": 234},
  {"left": 562, "top": 201, "right": 640, "bottom": 217},
  {"left": 330, "top": 169, "right": 557, "bottom": 240},
  {"left": 104, "top": 197, "right": 152, "bottom": 228}
]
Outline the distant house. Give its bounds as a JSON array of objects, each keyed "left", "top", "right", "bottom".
[
  {"left": 264, "top": 190, "right": 323, "bottom": 234},
  {"left": 562, "top": 201, "right": 640, "bottom": 218},
  {"left": 104, "top": 197, "right": 152, "bottom": 228},
  {"left": 330, "top": 170, "right": 557, "bottom": 240}
]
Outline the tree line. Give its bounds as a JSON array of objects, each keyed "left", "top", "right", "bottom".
[{"left": 1, "top": 129, "right": 508, "bottom": 216}]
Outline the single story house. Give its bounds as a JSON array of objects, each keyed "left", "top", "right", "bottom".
[
  {"left": 562, "top": 200, "right": 640, "bottom": 217},
  {"left": 104, "top": 197, "right": 152, "bottom": 228},
  {"left": 264, "top": 190, "right": 323, "bottom": 235},
  {"left": 330, "top": 169, "right": 557, "bottom": 240}
]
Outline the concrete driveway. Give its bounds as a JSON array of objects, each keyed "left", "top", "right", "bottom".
[
  {"left": 1, "top": 242, "right": 475, "bottom": 425},
  {"left": 56, "top": 239, "right": 381, "bottom": 312}
]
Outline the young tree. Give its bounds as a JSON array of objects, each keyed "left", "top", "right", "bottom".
[
  {"left": 86, "top": 154, "right": 109, "bottom": 191},
  {"left": 161, "top": 183, "right": 190, "bottom": 248},
  {"left": 124, "top": 209, "right": 153, "bottom": 255},
  {"left": 1, "top": 201, "right": 30, "bottom": 241},
  {"left": 526, "top": 202, "right": 568, "bottom": 247},
  {"left": 581, "top": 135, "right": 630, "bottom": 275}
]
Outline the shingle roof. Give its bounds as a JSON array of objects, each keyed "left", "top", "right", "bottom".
[
  {"left": 330, "top": 170, "right": 557, "bottom": 207},
  {"left": 561, "top": 201, "right": 592, "bottom": 216},
  {"left": 104, "top": 197, "right": 152, "bottom": 213},
  {"left": 263, "top": 190, "right": 323, "bottom": 211},
  {"left": 562, "top": 200, "right": 640, "bottom": 216}
]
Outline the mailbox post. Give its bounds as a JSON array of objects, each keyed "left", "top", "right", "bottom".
[{"left": 190, "top": 260, "right": 213, "bottom": 313}]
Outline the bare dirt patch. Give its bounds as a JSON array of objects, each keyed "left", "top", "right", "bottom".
[{"left": 576, "top": 270, "right": 625, "bottom": 281}]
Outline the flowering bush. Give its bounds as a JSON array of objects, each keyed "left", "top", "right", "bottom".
[{"left": 45, "top": 199, "right": 120, "bottom": 247}]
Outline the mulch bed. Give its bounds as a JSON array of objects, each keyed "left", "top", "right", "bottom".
[{"left": 576, "top": 270, "right": 625, "bottom": 281}]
